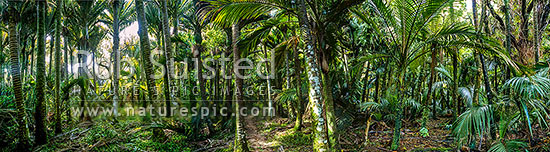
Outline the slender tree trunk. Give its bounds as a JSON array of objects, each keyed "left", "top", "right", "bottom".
[
  {"left": 9, "top": 5, "right": 31, "bottom": 150},
  {"left": 49, "top": 34, "right": 54, "bottom": 77},
  {"left": 262, "top": 46, "right": 274, "bottom": 117},
  {"left": 232, "top": 23, "right": 250, "bottom": 152},
  {"left": 30, "top": 36, "right": 35, "bottom": 76},
  {"left": 390, "top": 69, "right": 406, "bottom": 151},
  {"left": 452, "top": 52, "right": 459, "bottom": 118},
  {"left": 504, "top": 0, "right": 512, "bottom": 82},
  {"left": 375, "top": 69, "right": 380, "bottom": 103},
  {"left": 161, "top": 0, "right": 173, "bottom": 117},
  {"left": 54, "top": 0, "right": 63, "bottom": 134},
  {"left": 427, "top": 46, "right": 437, "bottom": 119},
  {"left": 192, "top": 24, "right": 214, "bottom": 135},
  {"left": 64, "top": 30, "right": 69, "bottom": 79},
  {"left": 294, "top": 49, "right": 303, "bottom": 131},
  {"left": 297, "top": 0, "right": 329, "bottom": 150},
  {"left": 35, "top": 0, "right": 48, "bottom": 145},
  {"left": 136, "top": 0, "right": 156, "bottom": 121},
  {"left": 362, "top": 62, "right": 370, "bottom": 103},
  {"left": 321, "top": 72, "right": 337, "bottom": 149},
  {"left": 112, "top": 0, "right": 120, "bottom": 121}
]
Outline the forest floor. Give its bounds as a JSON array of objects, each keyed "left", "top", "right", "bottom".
[
  {"left": 28, "top": 116, "right": 457, "bottom": 152},
  {"left": 236, "top": 116, "right": 455, "bottom": 152}
]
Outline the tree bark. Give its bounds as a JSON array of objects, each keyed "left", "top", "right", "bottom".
[
  {"left": 54, "top": 0, "right": 63, "bottom": 134},
  {"left": 9, "top": 5, "right": 31, "bottom": 150},
  {"left": 136, "top": 0, "right": 156, "bottom": 121},
  {"left": 35, "top": 0, "right": 48, "bottom": 145},
  {"left": 161, "top": 0, "right": 173, "bottom": 117},
  {"left": 294, "top": 49, "right": 303, "bottom": 131},
  {"left": 112, "top": 0, "right": 120, "bottom": 122},
  {"left": 297, "top": 0, "right": 330, "bottom": 151},
  {"left": 232, "top": 23, "right": 250, "bottom": 152}
]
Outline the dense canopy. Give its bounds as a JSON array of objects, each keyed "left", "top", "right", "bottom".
[{"left": 1, "top": 0, "right": 550, "bottom": 151}]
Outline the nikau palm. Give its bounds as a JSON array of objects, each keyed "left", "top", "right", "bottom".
[
  {"left": 7, "top": 2, "right": 30, "bottom": 150},
  {"left": 2, "top": 0, "right": 550, "bottom": 151},
  {"left": 35, "top": 0, "right": 48, "bottom": 145}
]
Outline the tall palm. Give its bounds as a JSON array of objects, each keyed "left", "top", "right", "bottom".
[
  {"left": 7, "top": 1, "right": 30, "bottom": 150},
  {"left": 135, "top": 0, "right": 156, "bottom": 121},
  {"left": 231, "top": 22, "right": 250, "bottom": 152},
  {"left": 102, "top": 0, "right": 135, "bottom": 121},
  {"left": 35, "top": 0, "right": 48, "bottom": 145},
  {"left": 111, "top": 0, "right": 121, "bottom": 121},
  {"left": 183, "top": 0, "right": 213, "bottom": 136},
  {"left": 356, "top": 0, "right": 517, "bottom": 149},
  {"left": 160, "top": 0, "right": 174, "bottom": 117},
  {"left": 67, "top": 0, "right": 106, "bottom": 93},
  {"left": 54, "top": 0, "right": 63, "bottom": 134}
]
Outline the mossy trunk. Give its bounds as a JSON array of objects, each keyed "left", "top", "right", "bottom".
[
  {"left": 294, "top": 49, "right": 303, "bottom": 131},
  {"left": 54, "top": 0, "right": 63, "bottom": 134},
  {"left": 297, "top": 0, "right": 330, "bottom": 150},
  {"left": 390, "top": 70, "right": 406, "bottom": 151},
  {"left": 322, "top": 73, "right": 337, "bottom": 149},
  {"left": 112, "top": 0, "right": 120, "bottom": 122},
  {"left": 35, "top": 0, "right": 48, "bottom": 145}
]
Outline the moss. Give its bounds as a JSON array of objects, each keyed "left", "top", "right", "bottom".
[{"left": 276, "top": 131, "right": 312, "bottom": 149}]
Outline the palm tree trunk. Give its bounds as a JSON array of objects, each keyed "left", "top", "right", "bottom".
[
  {"left": 49, "top": 34, "right": 54, "bottom": 76},
  {"left": 35, "top": 0, "right": 48, "bottom": 145},
  {"left": 297, "top": 0, "right": 329, "bottom": 151},
  {"left": 262, "top": 46, "right": 273, "bottom": 117},
  {"left": 8, "top": 5, "right": 31, "bottom": 150},
  {"left": 232, "top": 23, "right": 250, "bottom": 152},
  {"left": 161, "top": 0, "right": 173, "bottom": 117},
  {"left": 390, "top": 66, "right": 407, "bottom": 151},
  {"left": 362, "top": 62, "right": 370, "bottom": 103},
  {"left": 192, "top": 25, "right": 214, "bottom": 135},
  {"left": 321, "top": 72, "right": 337, "bottom": 149},
  {"left": 427, "top": 46, "right": 437, "bottom": 118},
  {"left": 112, "top": 0, "right": 121, "bottom": 121},
  {"left": 452, "top": 52, "right": 459, "bottom": 118},
  {"left": 293, "top": 49, "right": 303, "bottom": 131},
  {"left": 136, "top": 0, "right": 156, "bottom": 121},
  {"left": 54, "top": 0, "right": 63, "bottom": 134}
]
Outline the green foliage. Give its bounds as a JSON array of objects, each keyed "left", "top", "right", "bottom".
[
  {"left": 452, "top": 105, "right": 493, "bottom": 146},
  {"left": 488, "top": 140, "right": 528, "bottom": 152},
  {"left": 419, "top": 127, "right": 429, "bottom": 137},
  {"left": 275, "top": 131, "right": 312, "bottom": 148}
]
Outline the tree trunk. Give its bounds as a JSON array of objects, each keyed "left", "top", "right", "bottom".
[
  {"left": 54, "top": 0, "right": 63, "bottom": 134},
  {"left": 452, "top": 52, "right": 459, "bottom": 118},
  {"left": 136, "top": 0, "right": 156, "bottom": 121},
  {"left": 161, "top": 0, "right": 173, "bottom": 117},
  {"left": 8, "top": 5, "right": 31, "bottom": 150},
  {"left": 297, "top": 0, "right": 330, "bottom": 151},
  {"left": 35, "top": 0, "right": 48, "bottom": 145},
  {"left": 232, "top": 23, "right": 250, "bottom": 152},
  {"left": 112, "top": 0, "right": 120, "bottom": 122},
  {"left": 262, "top": 45, "right": 274, "bottom": 117},
  {"left": 390, "top": 70, "right": 406, "bottom": 151},
  {"left": 294, "top": 49, "right": 303, "bottom": 131},
  {"left": 192, "top": 24, "right": 214, "bottom": 135},
  {"left": 427, "top": 46, "right": 437, "bottom": 119},
  {"left": 362, "top": 62, "right": 370, "bottom": 103}
]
